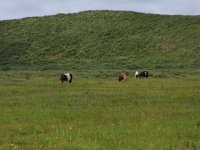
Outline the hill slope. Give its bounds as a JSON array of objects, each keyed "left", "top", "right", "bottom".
[{"left": 0, "top": 10, "right": 200, "bottom": 70}]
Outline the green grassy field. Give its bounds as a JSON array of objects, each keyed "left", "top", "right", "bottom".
[{"left": 0, "top": 70, "right": 199, "bottom": 150}]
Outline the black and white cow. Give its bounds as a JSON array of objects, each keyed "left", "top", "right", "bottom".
[
  {"left": 135, "top": 71, "right": 149, "bottom": 78},
  {"left": 60, "top": 73, "right": 73, "bottom": 83}
]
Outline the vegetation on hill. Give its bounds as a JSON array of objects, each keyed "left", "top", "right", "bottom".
[{"left": 0, "top": 10, "right": 200, "bottom": 70}]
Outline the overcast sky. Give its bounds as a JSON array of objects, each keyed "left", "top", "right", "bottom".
[{"left": 0, "top": 0, "right": 200, "bottom": 20}]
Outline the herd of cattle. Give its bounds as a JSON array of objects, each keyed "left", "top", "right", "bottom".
[
  {"left": 118, "top": 71, "right": 149, "bottom": 81},
  {"left": 60, "top": 71, "right": 149, "bottom": 83}
]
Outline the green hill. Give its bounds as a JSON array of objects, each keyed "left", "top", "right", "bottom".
[{"left": 0, "top": 10, "right": 200, "bottom": 70}]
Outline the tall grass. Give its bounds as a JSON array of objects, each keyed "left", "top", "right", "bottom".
[
  {"left": 0, "top": 71, "right": 199, "bottom": 149},
  {"left": 0, "top": 11, "right": 200, "bottom": 70}
]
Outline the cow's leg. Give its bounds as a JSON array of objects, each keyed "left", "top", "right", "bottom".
[{"left": 69, "top": 76, "right": 72, "bottom": 83}]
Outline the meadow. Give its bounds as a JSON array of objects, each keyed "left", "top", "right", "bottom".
[
  {"left": 1, "top": 10, "right": 200, "bottom": 150},
  {"left": 0, "top": 70, "right": 199, "bottom": 150}
]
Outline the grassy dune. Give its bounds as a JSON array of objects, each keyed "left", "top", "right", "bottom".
[
  {"left": 0, "top": 71, "right": 199, "bottom": 149},
  {"left": 0, "top": 10, "right": 200, "bottom": 70}
]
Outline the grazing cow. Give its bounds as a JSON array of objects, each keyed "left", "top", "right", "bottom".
[
  {"left": 118, "top": 72, "right": 128, "bottom": 82},
  {"left": 135, "top": 71, "right": 149, "bottom": 78},
  {"left": 60, "top": 73, "right": 73, "bottom": 83}
]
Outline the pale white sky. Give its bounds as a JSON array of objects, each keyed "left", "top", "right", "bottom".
[{"left": 0, "top": 0, "right": 200, "bottom": 20}]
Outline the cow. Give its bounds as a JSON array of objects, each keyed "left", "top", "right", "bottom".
[
  {"left": 118, "top": 72, "right": 128, "bottom": 82},
  {"left": 60, "top": 73, "right": 73, "bottom": 83},
  {"left": 135, "top": 71, "right": 149, "bottom": 78}
]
